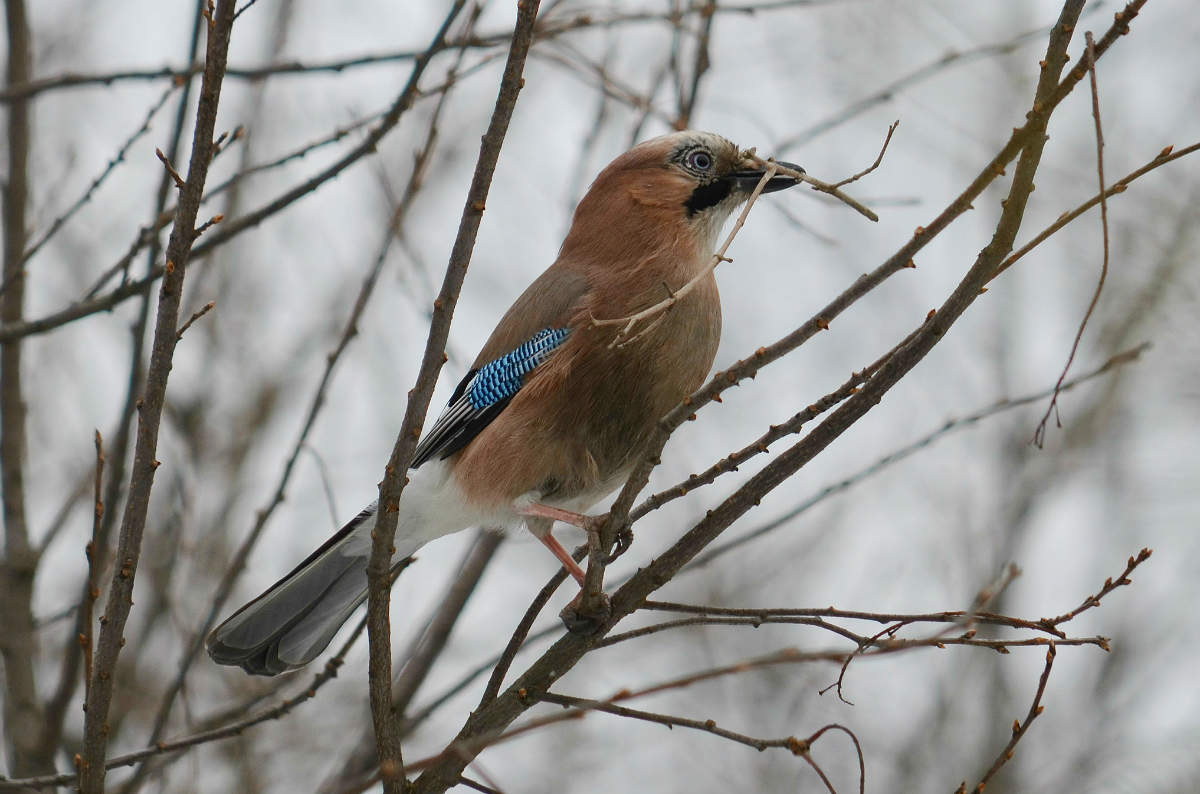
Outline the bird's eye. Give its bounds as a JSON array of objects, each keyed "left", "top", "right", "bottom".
[{"left": 687, "top": 150, "right": 713, "bottom": 171}]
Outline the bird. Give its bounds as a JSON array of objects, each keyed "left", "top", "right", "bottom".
[{"left": 207, "top": 130, "right": 803, "bottom": 675}]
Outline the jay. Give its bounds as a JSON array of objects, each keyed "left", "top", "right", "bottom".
[{"left": 207, "top": 130, "right": 802, "bottom": 675}]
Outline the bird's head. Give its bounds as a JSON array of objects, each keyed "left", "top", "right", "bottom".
[{"left": 564, "top": 130, "right": 803, "bottom": 261}]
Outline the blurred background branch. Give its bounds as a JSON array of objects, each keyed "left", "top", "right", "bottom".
[{"left": 1, "top": 0, "right": 1195, "bottom": 792}]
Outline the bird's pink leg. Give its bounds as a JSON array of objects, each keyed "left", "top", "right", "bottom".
[
  {"left": 534, "top": 531, "right": 586, "bottom": 586},
  {"left": 519, "top": 502, "right": 604, "bottom": 532},
  {"left": 520, "top": 503, "right": 608, "bottom": 586}
]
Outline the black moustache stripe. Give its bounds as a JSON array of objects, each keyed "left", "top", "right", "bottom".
[{"left": 684, "top": 179, "right": 732, "bottom": 216}]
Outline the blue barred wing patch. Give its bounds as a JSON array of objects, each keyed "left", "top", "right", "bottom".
[
  {"left": 411, "top": 327, "right": 571, "bottom": 468},
  {"left": 467, "top": 328, "right": 570, "bottom": 410}
]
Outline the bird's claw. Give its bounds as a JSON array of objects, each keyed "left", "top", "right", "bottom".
[{"left": 602, "top": 525, "right": 634, "bottom": 564}]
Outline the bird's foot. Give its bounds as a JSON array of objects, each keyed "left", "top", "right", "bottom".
[
  {"left": 603, "top": 525, "right": 634, "bottom": 564},
  {"left": 560, "top": 590, "right": 611, "bottom": 634}
]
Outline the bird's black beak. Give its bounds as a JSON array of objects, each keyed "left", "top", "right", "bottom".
[{"left": 727, "top": 160, "right": 804, "bottom": 194}]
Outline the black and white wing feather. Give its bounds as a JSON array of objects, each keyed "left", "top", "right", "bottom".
[{"left": 411, "top": 327, "right": 570, "bottom": 468}]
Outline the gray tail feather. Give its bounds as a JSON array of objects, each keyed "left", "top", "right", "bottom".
[{"left": 207, "top": 504, "right": 392, "bottom": 676}]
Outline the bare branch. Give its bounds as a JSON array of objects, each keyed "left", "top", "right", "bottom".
[
  {"left": 174, "top": 301, "right": 215, "bottom": 341},
  {"left": 535, "top": 691, "right": 859, "bottom": 793},
  {"left": 959, "top": 644, "right": 1057, "bottom": 793},
  {"left": 78, "top": 1, "right": 239, "bottom": 788},
  {"left": 0, "top": 588, "right": 391, "bottom": 791},
  {"left": 1034, "top": 30, "right": 1112, "bottom": 447},
  {"left": 831, "top": 120, "right": 898, "bottom": 189},
  {"left": 365, "top": 2, "right": 538, "bottom": 788},
  {"left": 0, "top": 0, "right": 43, "bottom": 776},
  {"left": 18, "top": 83, "right": 177, "bottom": 267}
]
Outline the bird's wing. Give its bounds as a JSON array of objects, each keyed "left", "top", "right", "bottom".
[{"left": 412, "top": 327, "right": 571, "bottom": 468}]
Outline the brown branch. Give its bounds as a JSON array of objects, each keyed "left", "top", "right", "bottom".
[
  {"left": 1042, "top": 547, "right": 1152, "bottom": 629},
  {"left": 1033, "top": 30, "right": 1111, "bottom": 447},
  {"left": 81, "top": 432, "right": 105, "bottom": 701},
  {"left": 77, "top": 1, "right": 238, "bottom": 789},
  {"left": 534, "top": 692, "right": 859, "bottom": 793},
  {"left": 990, "top": 141, "right": 1200, "bottom": 283},
  {"left": 174, "top": 300, "right": 215, "bottom": 340},
  {"left": 36, "top": 2, "right": 212, "bottom": 764},
  {"left": 640, "top": 600, "right": 1064, "bottom": 636},
  {"left": 400, "top": 342, "right": 1146, "bottom": 744},
  {"left": 0, "top": 0, "right": 44, "bottom": 777},
  {"left": 597, "top": 615, "right": 1104, "bottom": 655},
  {"left": 682, "top": 342, "right": 1149, "bottom": 570},
  {"left": 831, "top": 120, "right": 898, "bottom": 189},
  {"left": 0, "top": 588, "right": 390, "bottom": 792},
  {"left": 365, "top": 2, "right": 538, "bottom": 789},
  {"left": 959, "top": 643, "right": 1057, "bottom": 793}
]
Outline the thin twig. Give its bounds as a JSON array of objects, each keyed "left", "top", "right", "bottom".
[
  {"left": 155, "top": 147, "right": 187, "bottom": 189},
  {"left": 750, "top": 155, "right": 878, "bottom": 221},
  {"left": 686, "top": 342, "right": 1149, "bottom": 570},
  {"left": 1042, "top": 547, "right": 1152, "bottom": 629},
  {"left": 831, "top": 120, "right": 898, "bottom": 189},
  {"left": 81, "top": 432, "right": 104, "bottom": 700},
  {"left": 18, "top": 83, "right": 177, "bottom": 266},
  {"left": 588, "top": 164, "right": 777, "bottom": 348},
  {"left": 991, "top": 141, "right": 1200, "bottom": 283},
  {"left": 1033, "top": 31, "right": 1111, "bottom": 447},
  {"left": 535, "top": 691, "right": 855, "bottom": 792},
  {"left": 175, "top": 301, "right": 215, "bottom": 340},
  {"left": 961, "top": 643, "right": 1057, "bottom": 793}
]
